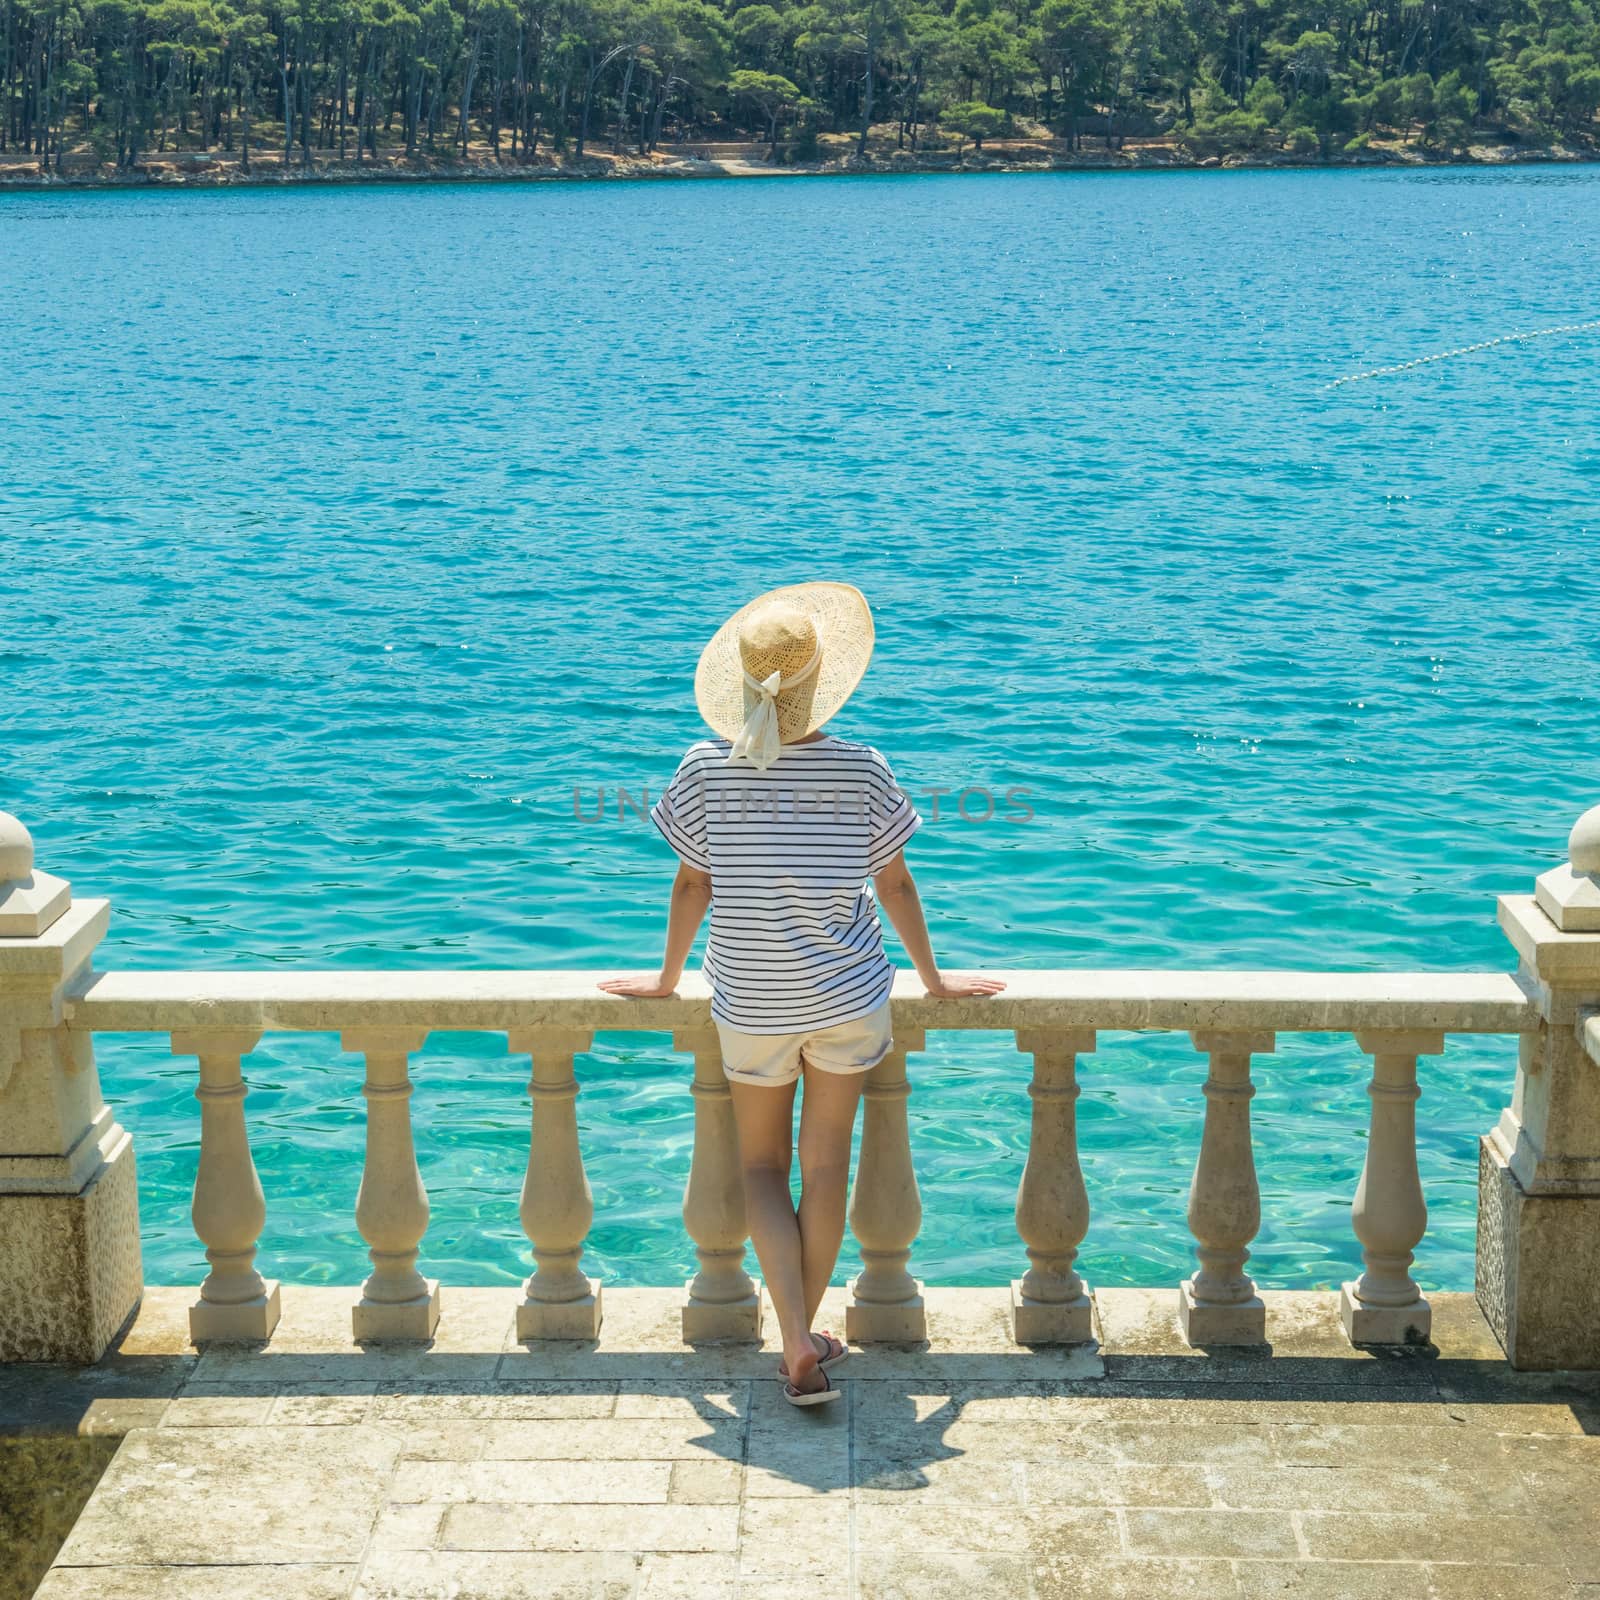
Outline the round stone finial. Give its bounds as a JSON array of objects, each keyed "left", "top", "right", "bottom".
[
  {"left": 0, "top": 812, "right": 34, "bottom": 884},
  {"left": 1571, "top": 804, "right": 1600, "bottom": 876}
]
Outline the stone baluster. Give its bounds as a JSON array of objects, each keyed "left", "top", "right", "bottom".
[
  {"left": 847, "top": 1026, "right": 926, "bottom": 1344},
  {"left": 1340, "top": 1028, "right": 1442, "bottom": 1345},
  {"left": 1583, "top": 1013, "right": 1600, "bottom": 1073},
  {"left": 0, "top": 812, "right": 142, "bottom": 1363},
  {"left": 507, "top": 1027, "right": 601, "bottom": 1339},
  {"left": 1479, "top": 803, "right": 1600, "bottom": 1369},
  {"left": 342, "top": 1028, "right": 438, "bottom": 1341},
  {"left": 1011, "top": 1029, "right": 1097, "bottom": 1344},
  {"left": 676, "top": 1027, "right": 761, "bottom": 1342},
  {"left": 171, "top": 1029, "right": 280, "bottom": 1342},
  {"left": 1179, "top": 1030, "right": 1274, "bottom": 1345}
]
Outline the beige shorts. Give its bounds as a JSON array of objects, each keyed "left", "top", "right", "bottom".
[{"left": 716, "top": 1001, "right": 894, "bottom": 1088}]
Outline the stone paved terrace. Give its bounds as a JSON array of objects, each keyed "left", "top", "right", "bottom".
[{"left": 7, "top": 1285, "right": 1600, "bottom": 1600}]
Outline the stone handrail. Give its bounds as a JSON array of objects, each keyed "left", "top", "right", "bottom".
[
  {"left": 2, "top": 805, "right": 1599, "bottom": 1371},
  {"left": 62, "top": 964, "right": 1535, "bottom": 1034}
]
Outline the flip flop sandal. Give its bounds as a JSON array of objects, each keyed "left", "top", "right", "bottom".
[
  {"left": 783, "top": 1371, "right": 840, "bottom": 1408},
  {"left": 777, "top": 1331, "right": 848, "bottom": 1380}
]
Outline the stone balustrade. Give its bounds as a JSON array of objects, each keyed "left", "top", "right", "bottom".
[{"left": 2, "top": 805, "right": 1599, "bottom": 1370}]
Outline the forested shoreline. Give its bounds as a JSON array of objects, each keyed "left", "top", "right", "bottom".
[{"left": 2, "top": 0, "right": 1597, "bottom": 179}]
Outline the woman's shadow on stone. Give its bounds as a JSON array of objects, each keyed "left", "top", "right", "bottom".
[{"left": 738, "top": 1381, "right": 966, "bottom": 1497}]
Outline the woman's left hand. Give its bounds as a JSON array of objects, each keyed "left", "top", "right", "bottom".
[{"left": 597, "top": 974, "right": 678, "bottom": 998}]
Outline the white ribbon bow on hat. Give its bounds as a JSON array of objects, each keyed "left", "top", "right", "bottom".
[
  {"left": 728, "top": 650, "right": 820, "bottom": 772},
  {"left": 728, "top": 670, "right": 785, "bottom": 771}
]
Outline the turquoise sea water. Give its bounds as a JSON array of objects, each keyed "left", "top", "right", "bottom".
[{"left": 3, "top": 169, "right": 1598, "bottom": 1295}]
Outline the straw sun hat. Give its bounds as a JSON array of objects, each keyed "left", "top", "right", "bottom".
[{"left": 695, "top": 582, "right": 875, "bottom": 770}]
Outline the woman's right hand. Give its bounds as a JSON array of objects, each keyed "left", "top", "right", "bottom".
[{"left": 923, "top": 973, "right": 1007, "bottom": 999}]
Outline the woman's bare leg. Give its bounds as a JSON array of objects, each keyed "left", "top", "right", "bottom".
[
  {"left": 797, "top": 1063, "right": 866, "bottom": 1326},
  {"left": 728, "top": 1079, "right": 825, "bottom": 1393}
]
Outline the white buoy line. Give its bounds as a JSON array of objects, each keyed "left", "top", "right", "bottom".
[{"left": 1323, "top": 317, "right": 1600, "bottom": 389}]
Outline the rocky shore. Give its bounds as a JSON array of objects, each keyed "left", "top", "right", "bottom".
[{"left": 1, "top": 139, "right": 1592, "bottom": 189}]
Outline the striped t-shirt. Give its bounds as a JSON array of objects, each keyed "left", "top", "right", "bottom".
[{"left": 650, "top": 735, "right": 922, "bottom": 1034}]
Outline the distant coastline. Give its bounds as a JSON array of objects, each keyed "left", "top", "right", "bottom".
[{"left": 2, "top": 141, "right": 1595, "bottom": 192}]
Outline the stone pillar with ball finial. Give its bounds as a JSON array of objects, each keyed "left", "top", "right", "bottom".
[
  {"left": 0, "top": 812, "right": 143, "bottom": 1362},
  {"left": 1477, "top": 803, "right": 1600, "bottom": 1369}
]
